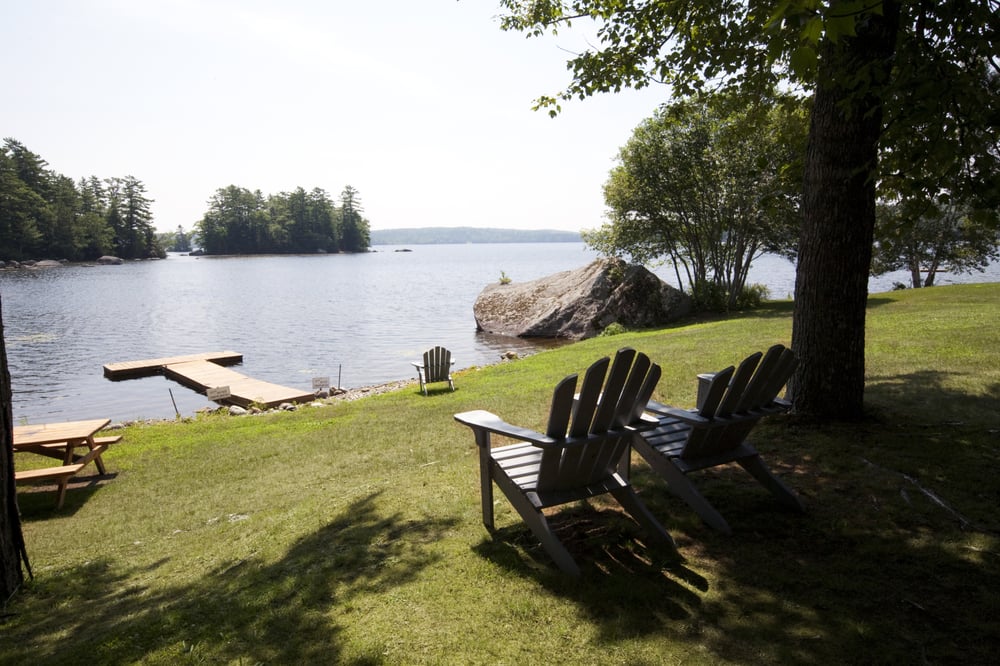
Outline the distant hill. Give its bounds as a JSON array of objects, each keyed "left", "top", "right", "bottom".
[{"left": 370, "top": 227, "right": 583, "bottom": 245}]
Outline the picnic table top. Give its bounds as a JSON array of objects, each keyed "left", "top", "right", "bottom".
[{"left": 13, "top": 418, "right": 111, "bottom": 447}]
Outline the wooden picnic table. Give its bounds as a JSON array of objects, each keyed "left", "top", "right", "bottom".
[{"left": 12, "top": 418, "right": 119, "bottom": 508}]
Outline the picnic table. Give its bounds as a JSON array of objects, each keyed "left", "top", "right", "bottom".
[{"left": 12, "top": 418, "right": 120, "bottom": 508}]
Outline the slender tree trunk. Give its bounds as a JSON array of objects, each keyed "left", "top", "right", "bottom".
[
  {"left": 1, "top": 296, "right": 29, "bottom": 601},
  {"left": 791, "top": 5, "right": 900, "bottom": 420},
  {"left": 909, "top": 259, "right": 922, "bottom": 288}
]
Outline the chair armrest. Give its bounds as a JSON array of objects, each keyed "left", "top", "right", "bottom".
[
  {"left": 454, "top": 410, "right": 555, "bottom": 447},
  {"left": 645, "top": 401, "right": 713, "bottom": 425},
  {"left": 627, "top": 412, "right": 661, "bottom": 432}
]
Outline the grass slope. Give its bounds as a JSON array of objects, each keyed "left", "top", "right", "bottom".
[{"left": 4, "top": 284, "right": 999, "bottom": 664}]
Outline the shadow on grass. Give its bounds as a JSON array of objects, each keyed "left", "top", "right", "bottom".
[
  {"left": 6, "top": 492, "right": 457, "bottom": 665},
  {"left": 866, "top": 368, "right": 1000, "bottom": 427},
  {"left": 472, "top": 503, "right": 708, "bottom": 642},
  {"left": 470, "top": 395, "right": 999, "bottom": 664},
  {"left": 624, "top": 407, "right": 1000, "bottom": 664},
  {"left": 15, "top": 471, "right": 119, "bottom": 518}
]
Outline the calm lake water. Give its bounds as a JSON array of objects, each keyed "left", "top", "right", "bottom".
[{"left": 1, "top": 243, "right": 997, "bottom": 424}]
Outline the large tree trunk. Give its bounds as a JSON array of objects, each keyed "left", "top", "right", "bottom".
[
  {"left": 1, "top": 296, "right": 29, "bottom": 601},
  {"left": 791, "top": 6, "right": 900, "bottom": 420}
]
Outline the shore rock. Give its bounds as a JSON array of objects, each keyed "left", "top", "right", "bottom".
[
  {"left": 473, "top": 258, "right": 691, "bottom": 340},
  {"left": 97, "top": 255, "right": 124, "bottom": 265}
]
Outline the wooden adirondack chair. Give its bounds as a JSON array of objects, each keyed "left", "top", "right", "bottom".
[
  {"left": 454, "top": 348, "right": 676, "bottom": 576},
  {"left": 633, "top": 344, "right": 805, "bottom": 534},
  {"left": 412, "top": 346, "right": 455, "bottom": 395}
]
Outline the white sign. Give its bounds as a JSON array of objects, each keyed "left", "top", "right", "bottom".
[
  {"left": 312, "top": 376, "right": 330, "bottom": 389},
  {"left": 207, "top": 386, "right": 231, "bottom": 401}
]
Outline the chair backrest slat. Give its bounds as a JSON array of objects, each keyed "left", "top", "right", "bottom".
[
  {"left": 715, "top": 351, "right": 762, "bottom": 417},
  {"left": 545, "top": 374, "right": 578, "bottom": 438},
  {"left": 734, "top": 344, "right": 783, "bottom": 411},
  {"left": 621, "top": 360, "right": 661, "bottom": 427},
  {"left": 757, "top": 348, "right": 798, "bottom": 406},
  {"left": 569, "top": 356, "right": 610, "bottom": 438},
  {"left": 697, "top": 366, "right": 735, "bottom": 418},
  {"left": 541, "top": 374, "right": 579, "bottom": 481}
]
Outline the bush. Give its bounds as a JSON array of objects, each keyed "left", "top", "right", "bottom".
[
  {"left": 599, "top": 322, "right": 628, "bottom": 337},
  {"left": 690, "top": 281, "right": 770, "bottom": 312},
  {"left": 734, "top": 283, "right": 770, "bottom": 309}
]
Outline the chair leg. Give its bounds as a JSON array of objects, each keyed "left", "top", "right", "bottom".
[
  {"left": 492, "top": 472, "right": 581, "bottom": 576},
  {"left": 738, "top": 455, "right": 805, "bottom": 512},
  {"left": 480, "top": 452, "right": 496, "bottom": 531},
  {"left": 633, "top": 441, "right": 732, "bottom": 534},
  {"left": 609, "top": 484, "right": 676, "bottom": 549}
]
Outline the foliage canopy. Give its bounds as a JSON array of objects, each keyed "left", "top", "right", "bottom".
[
  {"left": 587, "top": 90, "right": 807, "bottom": 310},
  {"left": 0, "top": 139, "right": 163, "bottom": 261},
  {"left": 497, "top": 0, "right": 999, "bottom": 419}
]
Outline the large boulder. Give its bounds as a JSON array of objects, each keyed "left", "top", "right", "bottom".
[
  {"left": 97, "top": 255, "right": 124, "bottom": 265},
  {"left": 473, "top": 258, "right": 691, "bottom": 340}
]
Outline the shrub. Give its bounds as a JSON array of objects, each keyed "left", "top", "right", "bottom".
[{"left": 599, "top": 322, "right": 628, "bottom": 336}]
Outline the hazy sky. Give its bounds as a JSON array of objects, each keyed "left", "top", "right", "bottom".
[{"left": 3, "top": 0, "right": 669, "bottom": 233}]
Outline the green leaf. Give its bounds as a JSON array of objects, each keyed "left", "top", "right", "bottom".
[
  {"left": 789, "top": 45, "right": 818, "bottom": 78},
  {"left": 801, "top": 16, "right": 823, "bottom": 44}
]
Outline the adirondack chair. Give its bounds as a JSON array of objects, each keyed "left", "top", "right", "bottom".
[
  {"left": 633, "top": 344, "right": 805, "bottom": 534},
  {"left": 412, "top": 346, "right": 455, "bottom": 395},
  {"left": 454, "top": 348, "right": 676, "bottom": 576}
]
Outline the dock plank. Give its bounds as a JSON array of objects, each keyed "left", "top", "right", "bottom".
[
  {"left": 104, "top": 351, "right": 243, "bottom": 379},
  {"left": 163, "top": 360, "right": 314, "bottom": 408}
]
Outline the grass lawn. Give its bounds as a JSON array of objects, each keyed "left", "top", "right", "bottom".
[{"left": 4, "top": 283, "right": 999, "bottom": 664}]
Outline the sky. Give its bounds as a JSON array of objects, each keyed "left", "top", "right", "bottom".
[{"left": 2, "top": 0, "right": 671, "bottom": 234}]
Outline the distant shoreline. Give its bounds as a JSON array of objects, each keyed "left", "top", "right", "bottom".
[{"left": 370, "top": 227, "right": 583, "bottom": 245}]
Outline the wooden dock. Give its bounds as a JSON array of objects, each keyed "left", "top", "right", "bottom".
[
  {"left": 104, "top": 352, "right": 315, "bottom": 409},
  {"left": 104, "top": 351, "right": 244, "bottom": 379}
]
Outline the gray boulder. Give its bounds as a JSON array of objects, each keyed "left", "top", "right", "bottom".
[
  {"left": 473, "top": 258, "right": 691, "bottom": 340},
  {"left": 97, "top": 255, "right": 124, "bottom": 265}
]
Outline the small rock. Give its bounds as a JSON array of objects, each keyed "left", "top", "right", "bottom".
[{"left": 229, "top": 405, "right": 248, "bottom": 416}]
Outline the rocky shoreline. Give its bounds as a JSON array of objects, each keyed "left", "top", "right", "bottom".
[{"left": 105, "top": 378, "right": 418, "bottom": 429}]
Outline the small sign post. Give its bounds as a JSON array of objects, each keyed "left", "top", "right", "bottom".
[{"left": 312, "top": 377, "right": 330, "bottom": 390}]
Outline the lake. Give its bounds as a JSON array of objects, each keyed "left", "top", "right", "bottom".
[{"left": 2, "top": 243, "right": 997, "bottom": 424}]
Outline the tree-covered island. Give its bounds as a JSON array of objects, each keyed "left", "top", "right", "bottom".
[
  {"left": 195, "top": 184, "right": 370, "bottom": 255},
  {"left": 0, "top": 139, "right": 372, "bottom": 261}
]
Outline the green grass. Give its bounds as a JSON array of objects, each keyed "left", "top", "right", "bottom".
[{"left": 4, "top": 284, "right": 999, "bottom": 664}]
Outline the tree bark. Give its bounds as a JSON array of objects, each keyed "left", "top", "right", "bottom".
[
  {"left": 1, "top": 295, "right": 29, "bottom": 601},
  {"left": 791, "top": 6, "right": 901, "bottom": 420}
]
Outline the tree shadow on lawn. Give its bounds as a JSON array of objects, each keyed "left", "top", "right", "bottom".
[
  {"left": 6, "top": 492, "right": 457, "bottom": 665},
  {"left": 639, "top": 459, "right": 1000, "bottom": 665},
  {"left": 470, "top": 399, "right": 999, "bottom": 664},
  {"left": 866, "top": 368, "right": 1000, "bottom": 430},
  {"left": 624, "top": 402, "right": 1000, "bottom": 664},
  {"left": 472, "top": 503, "right": 708, "bottom": 641}
]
